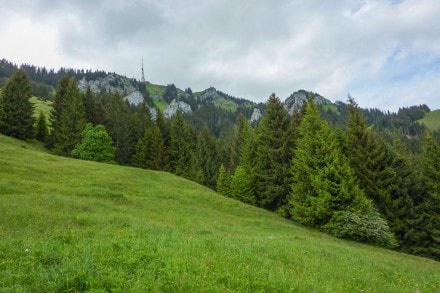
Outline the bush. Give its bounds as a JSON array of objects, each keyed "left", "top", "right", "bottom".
[
  {"left": 323, "top": 208, "right": 398, "bottom": 248},
  {"left": 71, "top": 123, "right": 115, "bottom": 163}
]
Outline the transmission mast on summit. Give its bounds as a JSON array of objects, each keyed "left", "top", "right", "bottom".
[{"left": 141, "top": 58, "right": 146, "bottom": 83}]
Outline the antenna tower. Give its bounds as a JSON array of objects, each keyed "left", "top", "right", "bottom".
[{"left": 141, "top": 58, "right": 145, "bottom": 83}]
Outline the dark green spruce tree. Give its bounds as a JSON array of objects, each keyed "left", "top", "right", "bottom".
[
  {"left": 0, "top": 70, "right": 34, "bottom": 139},
  {"left": 230, "top": 165, "right": 255, "bottom": 204},
  {"left": 52, "top": 78, "right": 86, "bottom": 156},
  {"left": 35, "top": 110, "right": 49, "bottom": 142},
  {"left": 254, "top": 94, "right": 291, "bottom": 211},
  {"left": 133, "top": 114, "right": 166, "bottom": 171},
  {"left": 404, "top": 133, "right": 440, "bottom": 260},
  {"left": 193, "top": 128, "right": 221, "bottom": 188},
  {"left": 155, "top": 109, "right": 171, "bottom": 171},
  {"left": 47, "top": 76, "right": 70, "bottom": 149},
  {"left": 216, "top": 164, "right": 231, "bottom": 197},
  {"left": 346, "top": 98, "right": 413, "bottom": 241},
  {"left": 83, "top": 86, "right": 99, "bottom": 125},
  {"left": 103, "top": 92, "right": 132, "bottom": 164},
  {"left": 289, "top": 100, "right": 368, "bottom": 227},
  {"left": 168, "top": 111, "right": 195, "bottom": 178},
  {"left": 230, "top": 117, "right": 256, "bottom": 205},
  {"left": 229, "top": 114, "right": 248, "bottom": 171}
]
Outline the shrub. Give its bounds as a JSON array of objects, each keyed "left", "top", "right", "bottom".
[
  {"left": 323, "top": 208, "right": 398, "bottom": 248},
  {"left": 71, "top": 123, "right": 115, "bottom": 163}
]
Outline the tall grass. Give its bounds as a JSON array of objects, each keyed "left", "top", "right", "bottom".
[{"left": 0, "top": 134, "right": 439, "bottom": 292}]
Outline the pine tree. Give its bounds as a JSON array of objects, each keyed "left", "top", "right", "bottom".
[
  {"left": 155, "top": 109, "right": 171, "bottom": 171},
  {"left": 231, "top": 165, "right": 255, "bottom": 204},
  {"left": 83, "top": 86, "right": 98, "bottom": 125},
  {"left": 254, "top": 94, "right": 291, "bottom": 211},
  {"left": 168, "top": 111, "right": 195, "bottom": 178},
  {"left": 216, "top": 164, "right": 231, "bottom": 196},
  {"left": 47, "top": 76, "right": 69, "bottom": 148},
  {"left": 103, "top": 92, "right": 132, "bottom": 164},
  {"left": 52, "top": 78, "right": 86, "bottom": 155},
  {"left": 188, "top": 128, "right": 220, "bottom": 188},
  {"left": 133, "top": 122, "right": 165, "bottom": 171},
  {"left": 0, "top": 70, "right": 34, "bottom": 139},
  {"left": 346, "top": 98, "right": 413, "bottom": 241},
  {"left": 35, "top": 110, "right": 48, "bottom": 142},
  {"left": 229, "top": 114, "right": 248, "bottom": 171},
  {"left": 404, "top": 133, "right": 440, "bottom": 260},
  {"left": 129, "top": 102, "right": 152, "bottom": 161},
  {"left": 289, "top": 100, "right": 368, "bottom": 227},
  {"left": 232, "top": 117, "right": 257, "bottom": 204}
]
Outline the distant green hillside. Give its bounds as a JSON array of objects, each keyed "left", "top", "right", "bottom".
[
  {"left": 417, "top": 109, "right": 440, "bottom": 131},
  {"left": 212, "top": 96, "right": 238, "bottom": 112},
  {"left": 0, "top": 134, "right": 439, "bottom": 292},
  {"left": 146, "top": 83, "right": 167, "bottom": 97}
]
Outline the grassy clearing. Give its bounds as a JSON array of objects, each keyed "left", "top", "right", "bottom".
[
  {"left": 0, "top": 134, "right": 439, "bottom": 292},
  {"left": 30, "top": 97, "right": 52, "bottom": 124},
  {"left": 417, "top": 109, "right": 440, "bottom": 131},
  {"left": 146, "top": 83, "right": 167, "bottom": 98},
  {"left": 152, "top": 97, "right": 169, "bottom": 112},
  {"left": 212, "top": 97, "right": 238, "bottom": 112},
  {"left": 321, "top": 103, "right": 340, "bottom": 115}
]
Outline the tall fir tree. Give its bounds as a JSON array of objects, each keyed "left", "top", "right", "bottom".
[
  {"left": 254, "top": 94, "right": 291, "bottom": 211},
  {"left": 35, "top": 110, "right": 48, "bottom": 142},
  {"left": 83, "top": 86, "right": 99, "bottom": 125},
  {"left": 0, "top": 70, "right": 34, "bottom": 139},
  {"left": 404, "top": 133, "right": 440, "bottom": 260},
  {"left": 168, "top": 111, "right": 195, "bottom": 178},
  {"left": 52, "top": 78, "right": 86, "bottom": 155},
  {"left": 193, "top": 128, "right": 221, "bottom": 189},
  {"left": 216, "top": 164, "right": 231, "bottom": 196},
  {"left": 289, "top": 100, "right": 368, "bottom": 227},
  {"left": 47, "top": 76, "right": 70, "bottom": 148},
  {"left": 133, "top": 117, "right": 166, "bottom": 171},
  {"left": 155, "top": 109, "right": 171, "bottom": 171},
  {"left": 228, "top": 114, "right": 248, "bottom": 171},
  {"left": 129, "top": 102, "right": 152, "bottom": 161},
  {"left": 103, "top": 92, "right": 132, "bottom": 164},
  {"left": 346, "top": 98, "right": 413, "bottom": 241},
  {"left": 230, "top": 165, "right": 255, "bottom": 204}
]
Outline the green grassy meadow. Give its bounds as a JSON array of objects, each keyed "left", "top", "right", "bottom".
[
  {"left": 321, "top": 103, "right": 340, "bottom": 115},
  {"left": 146, "top": 83, "right": 167, "bottom": 98},
  {"left": 417, "top": 109, "right": 440, "bottom": 131},
  {"left": 212, "top": 97, "right": 238, "bottom": 112},
  {"left": 0, "top": 134, "right": 439, "bottom": 292}
]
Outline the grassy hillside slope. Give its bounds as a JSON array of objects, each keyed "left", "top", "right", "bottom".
[
  {"left": 417, "top": 109, "right": 440, "bottom": 131},
  {"left": 30, "top": 97, "right": 52, "bottom": 125},
  {"left": 0, "top": 134, "right": 439, "bottom": 292}
]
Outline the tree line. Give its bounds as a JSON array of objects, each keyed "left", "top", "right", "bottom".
[{"left": 1, "top": 69, "right": 439, "bottom": 261}]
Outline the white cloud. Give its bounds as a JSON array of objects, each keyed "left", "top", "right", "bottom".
[{"left": 0, "top": 18, "right": 62, "bottom": 69}]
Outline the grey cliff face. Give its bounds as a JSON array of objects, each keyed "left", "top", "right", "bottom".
[
  {"left": 283, "top": 90, "right": 330, "bottom": 115},
  {"left": 164, "top": 99, "right": 192, "bottom": 118},
  {"left": 78, "top": 74, "right": 136, "bottom": 95},
  {"left": 124, "top": 91, "right": 144, "bottom": 106},
  {"left": 201, "top": 87, "right": 218, "bottom": 99},
  {"left": 250, "top": 108, "right": 262, "bottom": 123}
]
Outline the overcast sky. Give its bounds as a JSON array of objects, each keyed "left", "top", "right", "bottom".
[{"left": 1, "top": 0, "right": 440, "bottom": 111}]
